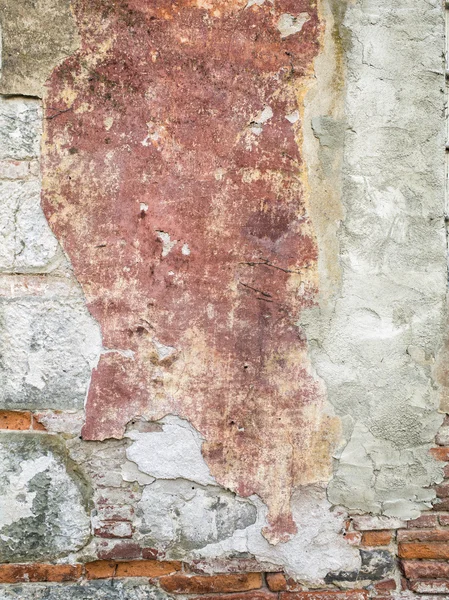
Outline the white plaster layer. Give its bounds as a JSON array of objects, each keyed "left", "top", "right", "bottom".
[
  {"left": 126, "top": 416, "right": 216, "bottom": 486},
  {"left": 136, "top": 480, "right": 360, "bottom": 583}
]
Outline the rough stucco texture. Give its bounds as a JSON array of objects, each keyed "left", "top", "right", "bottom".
[
  {"left": 303, "top": 0, "right": 447, "bottom": 519},
  {"left": 0, "top": 0, "right": 447, "bottom": 588},
  {"left": 41, "top": 0, "right": 341, "bottom": 544}
]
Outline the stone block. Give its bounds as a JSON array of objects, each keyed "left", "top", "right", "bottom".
[
  {"left": 0, "top": 296, "right": 101, "bottom": 410},
  {"left": 0, "top": 180, "right": 63, "bottom": 273},
  {"left": 0, "top": 433, "right": 90, "bottom": 562},
  {"left": 0, "top": 581, "right": 173, "bottom": 599}
]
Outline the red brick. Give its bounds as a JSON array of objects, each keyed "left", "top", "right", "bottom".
[
  {"left": 31, "top": 415, "right": 47, "bottom": 431},
  {"left": 361, "top": 530, "right": 392, "bottom": 546},
  {"left": 86, "top": 559, "right": 181, "bottom": 579},
  {"left": 373, "top": 579, "right": 396, "bottom": 592},
  {"left": 344, "top": 532, "right": 362, "bottom": 546},
  {"left": 279, "top": 592, "right": 368, "bottom": 600},
  {"left": 0, "top": 564, "right": 82, "bottom": 583},
  {"left": 115, "top": 560, "right": 181, "bottom": 577},
  {"left": 194, "top": 593, "right": 276, "bottom": 600},
  {"left": 433, "top": 498, "right": 449, "bottom": 511},
  {"left": 436, "top": 483, "right": 449, "bottom": 498},
  {"left": 85, "top": 561, "right": 117, "bottom": 580},
  {"left": 443, "top": 464, "right": 449, "bottom": 478},
  {"left": 0, "top": 411, "right": 31, "bottom": 430},
  {"left": 409, "top": 580, "right": 449, "bottom": 594},
  {"left": 398, "top": 528, "right": 449, "bottom": 542},
  {"left": 266, "top": 573, "right": 287, "bottom": 592},
  {"left": 94, "top": 521, "right": 133, "bottom": 538},
  {"left": 399, "top": 542, "right": 449, "bottom": 559},
  {"left": 159, "top": 573, "right": 262, "bottom": 594},
  {"left": 142, "top": 548, "right": 165, "bottom": 560},
  {"left": 430, "top": 447, "right": 449, "bottom": 461},
  {"left": 407, "top": 514, "right": 438, "bottom": 529},
  {"left": 401, "top": 560, "right": 449, "bottom": 579},
  {"left": 97, "top": 540, "right": 141, "bottom": 560},
  {"left": 439, "top": 513, "right": 449, "bottom": 526}
]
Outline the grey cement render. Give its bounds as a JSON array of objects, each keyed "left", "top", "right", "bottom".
[
  {"left": 302, "top": 0, "right": 447, "bottom": 518},
  {"left": 0, "top": 433, "right": 90, "bottom": 562}
]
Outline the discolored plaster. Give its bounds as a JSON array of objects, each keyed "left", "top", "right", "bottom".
[
  {"left": 41, "top": 0, "right": 341, "bottom": 544},
  {"left": 0, "top": 0, "right": 446, "bottom": 585}
]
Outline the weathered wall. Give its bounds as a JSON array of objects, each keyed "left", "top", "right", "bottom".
[{"left": 0, "top": 0, "right": 447, "bottom": 597}]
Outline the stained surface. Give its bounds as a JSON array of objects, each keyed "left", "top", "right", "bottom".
[{"left": 42, "top": 0, "right": 340, "bottom": 543}]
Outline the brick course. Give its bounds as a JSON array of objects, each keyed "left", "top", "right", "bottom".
[{"left": 159, "top": 573, "right": 263, "bottom": 594}]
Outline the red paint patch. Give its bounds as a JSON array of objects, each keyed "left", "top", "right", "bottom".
[{"left": 42, "top": 0, "right": 338, "bottom": 543}]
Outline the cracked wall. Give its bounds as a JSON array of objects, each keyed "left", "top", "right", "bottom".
[{"left": 0, "top": 0, "right": 447, "bottom": 591}]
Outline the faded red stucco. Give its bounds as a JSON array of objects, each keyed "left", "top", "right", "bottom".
[{"left": 42, "top": 0, "right": 339, "bottom": 543}]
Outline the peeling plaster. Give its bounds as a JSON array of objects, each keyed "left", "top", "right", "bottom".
[
  {"left": 277, "top": 13, "right": 309, "bottom": 39},
  {"left": 172, "top": 484, "right": 360, "bottom": 584},
  {"left": 126, "top": 416, "right": 216, "bottom": 487},
  {"left": 42, "top": 0, "right": 341, "bottom": 544}
]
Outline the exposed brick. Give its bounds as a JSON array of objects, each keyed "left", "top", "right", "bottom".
[
  {"left": 159, "top": 573, "right": 263, "bottom": 594},
  {"left": 401, "top": 560, "right": 449, "bottom": 579},
  {"left": 361, "top": 530, "right": 392, "bottom": 546},
  {"left": 436, "top": 483, "right": 449, "bottom": 498},
  {"left": 0, "top": 410, "right": 31, "bottom": 430},
  {"left": 344, "top": 532, "right": 362, "bottom": 546},
  {"left": 31, "top": 415, "right": 47, "bottom": 430},
  {"left": 443, "top": 464, "right": 449, "bottom": 478},
  {"left": 266, "top": 573, "right": 287, "bottom": 592},
  {"left": 115, "top": 560, "right": 181, "bottom": 577},
  {"left": 407, "top": 514, "right": 438, "bottom": 529},
  {"left": 96, "top": 540, "right": 141, "bottom": 560},
  {"left": 352, "top": 516, "right": 405, "bottom": 531},
  {"left": 438, "top": 513, "right": 449, "bottom": 526},
  {"left": 279, "top": 592, "right": 368, "bottom": 600},
  {"left": 0, "top": 564, "right": 82, "bottom": 583},
  {"left": 86, "top": 560, "right": 181, "bottom": 579},
  {"left": 430, "top": 447, "right": 449, "bottom": 461},
  {"left": 409, "top": 580, "right": 449, "bottom": 594},
  {"left": 399, "top": 542, "right": 449, "bottom": 559},
  {"left": 433, "top": 498, "right": 449, "bottom": 511},
  {"left": 94, "top": 521, "right": 133, "bottom": 538},
  {"left": 193, "top": 593, "right": 276, "bottom": 600},
  {"left": 85, "top": 561, "right": 117, "bottom": 580},
  {"left": 373, "top": 579, "right": 396, "bottom": 592},
  {"left": 398, "top": 528, "right": 449, "bottom": 542}
]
